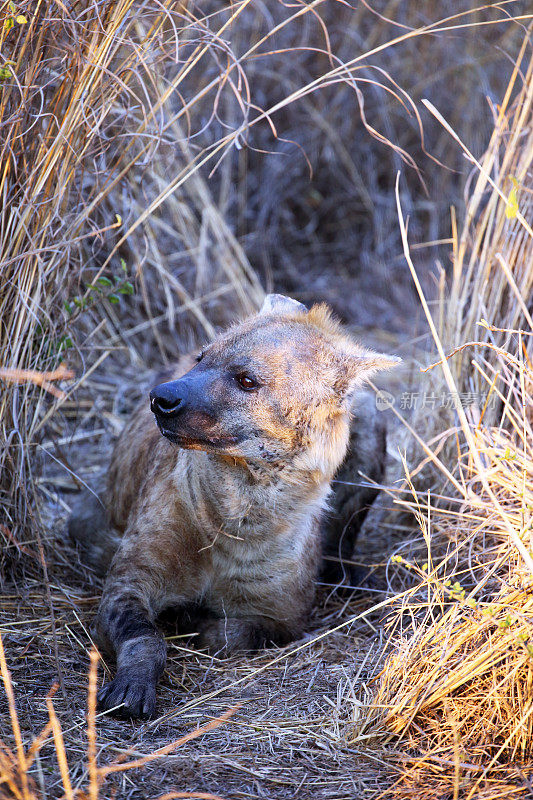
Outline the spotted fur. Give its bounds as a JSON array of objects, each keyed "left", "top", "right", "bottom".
[{"left": 69, "top": 295, "right": 398, "bottom": 717}]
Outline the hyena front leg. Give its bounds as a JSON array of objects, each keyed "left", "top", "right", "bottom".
[{"left": 95, "top": 558, "right": 168, "bottom": 718}]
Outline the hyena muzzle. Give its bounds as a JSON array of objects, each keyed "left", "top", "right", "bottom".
[{"left": 69, "top": 294, "right": 399, "bottom": 717}]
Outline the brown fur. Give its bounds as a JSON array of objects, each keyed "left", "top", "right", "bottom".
[{"left": 69, "top": 295, "right": 398, "bottom": 717}]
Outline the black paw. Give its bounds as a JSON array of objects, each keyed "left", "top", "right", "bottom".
[
  {"left": 320, "top": 561, "right": 381, "bottom": 593},
  {"left": 97, "top": 672, "right": 156, "bottom": 718},
  {"left": 197, "top": 618, "right": 263, "bottom": 654},
  {"left": 196, "top": 618, "right": 286, "bottom": 654},
  {"left": 196, "top": 618, "right": 236, "bottom": 654}
]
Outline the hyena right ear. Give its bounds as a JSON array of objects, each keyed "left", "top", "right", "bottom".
[
  {"left": 351, "top": 352, "right": 402, "bottom": 378},
  {"left": 337, "top": 349, "right": 402, "bottom": 397},
  {"left": 259, "top": 294, "right": 308, "bottom": 316}
]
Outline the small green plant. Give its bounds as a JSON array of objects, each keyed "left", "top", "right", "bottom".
[
  {"left": 0, "top": 1, "right": 26, "bottom": 82},
  {"left": 0, "top": 60, "right": 14, "bottom": 80},
  {"left": 64, "top": 260, "right": 134, "bottom": 316},
  {"left": 2, "top": 2, "right": 27, "bottom": 34}
]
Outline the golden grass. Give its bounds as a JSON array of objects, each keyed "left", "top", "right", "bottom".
[
  {"left": 369, "top": 31, "right": 533, "bottom": 799},
  {"left": 0, "top": 0, "right": 265, "bottom": 558}
]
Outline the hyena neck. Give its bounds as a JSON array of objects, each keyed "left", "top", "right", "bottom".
[{"left": 189, "top": 450, "right": 333, "bottom": 537}]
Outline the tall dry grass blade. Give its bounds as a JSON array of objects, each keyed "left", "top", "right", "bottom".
[
  {"left": 45, "top": 696, "right": 74, "bottom": 800},
  {"left": 0, "top": 632, "right": 30, "bottom": 800},
  {"left": 395, "top": 173, "right": 533, "bottom": 577},
  {"left": 86, "top": 649, "right": 99, "bottom": 800}
]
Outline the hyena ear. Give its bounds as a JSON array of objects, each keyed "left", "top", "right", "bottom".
[
  {"left": 338, "top": 350, "right": 401, "bottom": 396},
  {"left": 259, "top": 294, "right": 308, "bottom": 316}
]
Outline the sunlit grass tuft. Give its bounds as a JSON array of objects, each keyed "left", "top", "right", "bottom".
[{"left": 369, "top": 36, "right": 533, "bottom": 799}]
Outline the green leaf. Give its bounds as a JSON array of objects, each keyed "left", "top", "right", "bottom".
[
  {"left": 0, "top": 65, "right": 13, "bottom": 80},
  {"left": 58, "top": 336, "right": 73, "bottom": 352},
  {"left": 118, "top": 281, "right": 134, "bottom": 295},
  {"left": 64, "top": 301, "right": 72, "bottom": 315},
  {"left": 15, "top": 14, "right": 27, "bottom": 24},
  {"left": 120, "top": 258, "right": 127, "bottom": 272},
  {"left": 108, "top": 294, "right": 119, "bottom": 304},
  {"left": 96, "top": 276, "right": 113, "bottom": 288},
  {"left": 3, "top": 17, "right": 14, "bottom": 33}
]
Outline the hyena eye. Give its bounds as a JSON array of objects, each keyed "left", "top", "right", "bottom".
[
  {"left": 235, "top": 373, "right": 259, "bottom": 391},
  {"left": 196, "top": 352, "right": 204, "bottom": 363}
]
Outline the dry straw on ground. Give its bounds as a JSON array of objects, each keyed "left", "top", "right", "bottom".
[{"left": 0, "top": 641, "right": 235, "bottom": 800}]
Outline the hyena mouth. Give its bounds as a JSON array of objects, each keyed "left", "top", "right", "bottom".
[{"left": 158, "top": 425, "right": 238, "bottom": 450}]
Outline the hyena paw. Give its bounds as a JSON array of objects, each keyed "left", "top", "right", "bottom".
[
  {"left": 97, "top": 671, "right": 156, "bottom": 718},
  {"left": 197, "top": 618, "right": 257, "bottom": 654},
  {"left": 197, "top": 618, "right": 292, "bottom": 654}
]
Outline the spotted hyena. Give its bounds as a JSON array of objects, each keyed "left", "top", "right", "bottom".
[{"left": 69, "top": 294, "right": 399, "bottom": 717}]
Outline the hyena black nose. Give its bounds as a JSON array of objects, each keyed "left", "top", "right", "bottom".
[{"left": 150, "top": 382, "right": 184, "bottom": 417}]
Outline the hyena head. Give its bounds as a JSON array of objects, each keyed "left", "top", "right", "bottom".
[{"left": 150, "top": 295, "right": 399, "bottom": 478}]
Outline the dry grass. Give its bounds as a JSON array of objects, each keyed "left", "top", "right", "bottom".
[
  {"left": 369, "top": 34, "right": 533, "bottom": 799},
  {"left": 0, "top": 0, "right": 265, "bottom": 561}
]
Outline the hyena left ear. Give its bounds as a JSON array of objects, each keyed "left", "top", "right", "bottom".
[
  {"left": 259, "top": 294, "right": 308, "bottom": 316},
  {"left": 339, "top": 350, "right": 401, "bottom": 395}
]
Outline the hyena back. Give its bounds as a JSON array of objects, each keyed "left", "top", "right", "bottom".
[{"left": 69, "top": 294, "right": 398, "bottom": 717}]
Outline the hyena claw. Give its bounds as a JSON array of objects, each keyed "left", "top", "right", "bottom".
[{"left": 97, "top": 671, "right": 157, "bottom": 718}]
